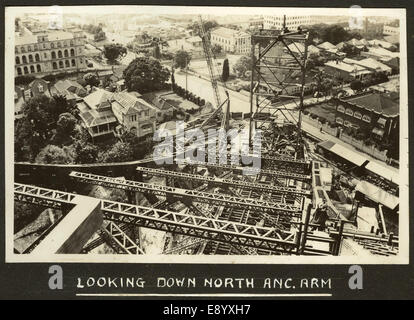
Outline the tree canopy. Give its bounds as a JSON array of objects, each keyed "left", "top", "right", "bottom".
[
  {"left": 233, "top": 55, "right": 252, "bottom": 79},
  {"left": 35, "top": 145, "right": 74, "bottom": 164},
  {"left": 83, "top": 73, "right": 100, "bottom": 87},
  {"left": 350, "top": 79, "right": 363, "bottom": 92},
  {"left": 188, "top": 20, "right": 218, "bottom": 36},
  {"left": 100, "top": 141, "right": 134, "bottom": 163},
  {"left": 173, "top": 50, "right": 192, "bottom": 69},
  {"left": 123, "top": 56, "right": 170, "bottom": 93},
  {"left": 103, "top": 43, "right": 127, "bottom": 62},
  {"left": 222, "top": 58, "right": 230, "bottom": 82}
]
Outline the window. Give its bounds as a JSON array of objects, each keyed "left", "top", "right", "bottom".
[
  {"left": 65, "top": 60, "right": 70, "bottom": 67},
  {"left": 345, "top": 108, "right": 353, "bottom": 116},
  {"left": 52, "top": 62, "right": 57, "bottom": 70},
  {"left": 59, "top": 61, "right": 64, "bottom": 68},
  {"left": 362, "top": 115, "right": 371, "bottom": 123},
  {"left": 35, "top": 53, "right": 40, "bottom": 62},
  {"left": 344, "top": 120, "right": 351, "bottom": 127},
  {"left": 15, "top": 47, "right": 19, "bottom": 54},
  {"left": 71, "top": 59, "right": 76, "bottom": 67},
  {"left": 17, "top": 67, "right": 22, "bottom": 75},
  {"left": 337, "top": 105, "right": 345, "bottom": 113},
  {"left": 44, "top": 52, "right": 47, "bottom": 58},
  {"left": 23, "top": 66, "right": 28, "bottom": 74},
  {"left": 16, "top": 57, "right": 20, "bottom": 64},
  {"left": 37, "top": 83, "right": 44, "bottom": 92},
  {"left": 64, "top": 49, "right": 68, "bottom": 57},
  {"left": 30, "top": 65, "right": 35, "bottom": 73},
  {"left": 70, "top": 48, "right": 75, "bottom": 56},
  {"left": 58, "top": 50, "right": 63, "bottom": 58},
  {"left": 51, "top": 43, "right": 55, "bottom": 49},
  {"left": 336, "top": 117, "right": 343, "bottom": 124},
  {"left": 36, "top": 65, "right": 41, "bottom": 72},
  {"left": 52, "top": 51, "right": 56, "bottom": 59},
  {"left": 354, "top": 111, "right": 362, "bottom": 119},
  {"left": 28, "top": 54, "right": 34, "bottom": 63}
]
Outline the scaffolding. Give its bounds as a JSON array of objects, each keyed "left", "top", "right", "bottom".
[{"left": 249, "top": 22, "right": 309, "bottom": 159}]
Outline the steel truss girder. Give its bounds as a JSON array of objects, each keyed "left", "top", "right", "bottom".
[
  {"left": 14, "top": 183, "right": 298, "bottom": 253},
  {"left": 14, "top": 183, "right": 75, "bottom": 209},
  {"left": 100, "top": 222, "right": 144, "bottom": 255},
  {"left": 101, "top": 200, "right": 298, "bottom": 254},
  {"left": 136, "top": 166, "right": 310, "bottom": 196},
  {"left": 69, "top": 171, "right": 303, "bottom": 216}
]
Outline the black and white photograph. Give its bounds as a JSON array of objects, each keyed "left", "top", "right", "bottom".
[{"left": 5, "top": 5, "right": 408, "bottom": 264}]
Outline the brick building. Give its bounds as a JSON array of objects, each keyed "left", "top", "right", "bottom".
[
  {"left": 15, "top": 29, "right": 87, "bottom": 77},
  {"left": 210, "top": 27, "right": 251, "bottom": 54},
  {"left": 334, "top": 91, "right": 399, "bottom": 142}
]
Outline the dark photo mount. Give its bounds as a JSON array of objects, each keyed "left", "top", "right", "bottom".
[{"left": 0, "top": 0, "right": 413, "bottom": 301}]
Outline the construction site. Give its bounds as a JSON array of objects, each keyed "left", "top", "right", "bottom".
[{"left": 13, "top": 17, "right": 400, "bottom": 258}]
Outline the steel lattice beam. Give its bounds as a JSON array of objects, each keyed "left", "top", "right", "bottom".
[
  {"left": 14, "top": 183, "right": 75, "bottom": 208},
  {"left": 70, "top": 171, "right": 303, "bottom": 216},
  {"left": 136, "top": 166, "right": 310, "bottom": 196},
  {"left": 14, "top": 183, "right": 299, "bottom": 253},
  {"left": 100, "top": 222, "right": 144, "bottom": 255},
  {"left": 178, "top": 160, "right": 311, "bottom": 181},
  {"left": 101, "top": 200, "right": 298, "bottom": 253}
]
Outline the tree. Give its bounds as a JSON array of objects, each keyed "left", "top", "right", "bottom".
[
  {"left": 123, "top": 57, "right": 170, "bottom": 93},
  {"left": 173, "top": 50, "right": 191, "bottom": 69},
  {"left": 100, "top": 141, "right": 134, "bottom": 163},
  {"left": 211, "top": 44, "right": 222, "bottom": 56},
  {"left": 233, "top": 55, "right": 252, "bottom": 79},
  {"left": 222, "top": 58, "right": 230, "bottom": 82},
  {"left": 73, "top": 140, "right": 99, "bottom": 163},
  {"left": 350, "top": 79, "right": 363, "bottom": 93},
  {"left": 83, "top": 73, "right": 100, "bottom": 87},
  {"left": 56, "top": 113, "right": 77, "bottom": 137},
  {"left": 94, "top": 31, "right": 106, "bottom": 42},
  {"left": 103, "top": 43, "right": 127, "bottom": 62},
  {"left": 188, "top": 20, "right": 218, "bottom": 35},
  {"left": 35, "top": 145, "right": 74, "bottom": 164}
]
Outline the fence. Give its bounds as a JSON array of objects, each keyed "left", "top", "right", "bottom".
[{"left": 339, "top": 132, "right": 388, "bottom": 162}]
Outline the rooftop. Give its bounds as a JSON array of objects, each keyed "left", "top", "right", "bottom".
[
  {"left": 211, "top": 27, "right": 250, "bottom": 38},
  {"left": 83, "top": 88, "right": 114, "bottom": 110},
  {"left": 341, "top": 92, "right": 399, "bottom": 116},
  {"left": 325, "top": 60, "right": 371, "bottom": 75}
]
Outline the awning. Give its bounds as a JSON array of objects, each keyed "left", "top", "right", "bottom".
[
  {"left": 329, "top": 143, "right": 368, "bottom": 166},
  {"left": 365, "top": 161, "right": 400, "bottom": 185},
  {"left": 355, "top": 180, "right": 399, "bottom": 210}
]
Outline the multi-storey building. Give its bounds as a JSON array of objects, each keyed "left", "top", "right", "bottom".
[
  {"left": 111, "top": 91, "right": 157, "bottom": 139},
  {"left": 15, "top": 29, "right": 87, "bottom": 77},
  {"left": 210, "top": 27, "right": 251, "bottom": 54},
  {"left": 334, "top": 91, "right": 399, "bottom": 142},
  {"left": 263, "top": 15, "right": 312, "bottom": 30}
]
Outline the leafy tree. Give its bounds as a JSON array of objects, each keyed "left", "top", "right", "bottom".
[
  {"left": 233, "top": 55, "right": 252, "bottom": 79},
  {"left": 15, "top": 118, "right": 45, "bottom": 161},
  {"left": 153, "top": 44, "right": 161, "bottom": 59},
  {"left": 211, "top": 44, "right": 222, "bottom": 55},
  {"left": 56, "top": 113, "right": 77, "bottom": 137},
  {"left": 83, "top": 73, "right": 100, "bottom": 87},
  {"left": 188, "top": 20, "right": 218, "bottom": 36},
  {"left": 222, "top": 58, "right": 230, "bottom": 82},
  {"left": 350, "top": 79, "right": 363, "bottom": 92},
  {"left": 35, "top": 145, "right": 73, "bottom": 164},
  {"left": 94, "top": 31, "right": 106, "bottom": 42},
  {"left": 173, "top": 50, "right": 192, "bottom": 69},
  {"left": 103, "top": 43, "right": 127, "bottom": 62},
  {"left": 73, "top": 140, "right": 99, "bottom": 163},
  {"left": 123, "top": 56, "right": 170, "bottom": 93},
  {"left": 100, "top": 141, "right": 134, "bottom": 163}
]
